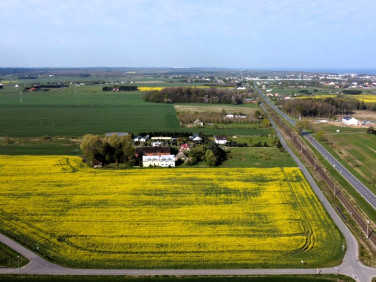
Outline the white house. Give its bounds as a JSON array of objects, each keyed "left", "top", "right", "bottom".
[
  {"left": 342, "top": 116, "right": 359, "bottom": 126},
  {"left": 190, "top": 135, "right": 202, "bottom": 142},
  {"left": 214, "top": 136, "right": 227, "bottom": 145},
  {"left": 225, "top": 113, "right": 234, "bottom": 119},
  {"left": 142, "top": 155, "right": 175, "bottom": 167}
]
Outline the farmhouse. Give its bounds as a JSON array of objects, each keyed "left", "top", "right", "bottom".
[
  {"left": 142, "top": 155, "right": 175, "bottom": 167},
  {"left": 135, "top": 146, "right": 175, "bottom": 167},
  {"left": 215, "top": 135, "right": 228, "bottom": 145},
  {"left": 342, "top": 116, "right": 359, "bottom": 126}
]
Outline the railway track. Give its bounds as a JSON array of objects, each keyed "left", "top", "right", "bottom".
[{"left": 264, "top": 104, "right": 376, "bottom": 247}]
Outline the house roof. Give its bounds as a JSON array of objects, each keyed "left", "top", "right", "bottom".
[
  {"left": 215, "top": 135, "right": 227, "bottom": 141},
  {"left": 342, "top": 116, "right": 352, "bottom": 120},
  {"left": 135, "top": 146, "right": 170, "bottom": 155}
]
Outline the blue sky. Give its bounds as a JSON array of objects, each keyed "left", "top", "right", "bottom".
[{"left": 1, "top": 0, "right": 375, "bottom": 69}]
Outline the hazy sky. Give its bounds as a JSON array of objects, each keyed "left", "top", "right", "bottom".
[{"left": 1, "top": 0, "right": 375, "bottom": 69}]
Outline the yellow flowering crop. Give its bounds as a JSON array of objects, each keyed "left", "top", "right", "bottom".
[
  {"left": 0, "top": 156, "right": 343, "bottom": 268},
  {"left": 138, "top": 87, "right": 165, "bottom": 91},
  {"left": 349, "top": 94, "right": 376, "bottom": 103}
]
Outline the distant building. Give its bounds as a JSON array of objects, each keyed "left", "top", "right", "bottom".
[
  {"left": 193, "top": 119, "right": 204, "bottom": 127},
  {"left": 133, "top": 136, "right": 147, "bottom": 142},
  {"left": 214, "top": 135, "right": 228, "bottom": 145},
  {"left": 190, "top": 134, "right": 202, "bottom": 142},
  {"left": 151, "top": 141, "right": 163, "bottom": 147},
  {"left": 342, "top": 116, "right": 359, "bottom": 126},
  {"left": 244, "top": 99, "right": 258, "bottom": 104}
]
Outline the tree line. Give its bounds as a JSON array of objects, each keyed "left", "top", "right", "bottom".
[
  {"left": 143, "top": 87, "right": 247, "bottom": 104},
  {"left": 280, "top": 97, "right": 376, "bottom": 118},
  {"left": 102, "top": 85, "right": 138, "bottom": 91}
]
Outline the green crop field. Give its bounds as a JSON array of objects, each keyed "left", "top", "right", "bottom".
[
  {"left": 0, "top": 86, "right": 271, "bottom": 138},
  {"left": 0, "top": 155, "right": 344, "bottom": 269},
  {"left": 0, "top": 86, "right": 180, "bottom": 137}
]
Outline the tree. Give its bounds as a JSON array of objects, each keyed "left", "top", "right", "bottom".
[
  {"left": 295, "top": 120, "right": 313, "bottom": 134},
  {"left": 204, "top": 149, "right": 217, "bottom": 166},
  {"left": 316, "top": 130, "right": 326, "bottom": 141},
  {"left": 122, "top": 135, "right": 136, "bottom": 167},
  {"left": 80, "top": 134, "right": 105, "bottom": 166},
  {"left": 261, "top": 118, "right": 271, "bottom": 128},
  {"left": 367, "top": 126, "right": 375, "bottom": 135}
]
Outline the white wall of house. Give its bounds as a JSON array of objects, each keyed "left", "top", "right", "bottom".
[
  {"left": 215, "top": 139, "right": 227, "bottom": 145},
  {"left": 142, "top": 155, "right": 175, "bottom": 167}
]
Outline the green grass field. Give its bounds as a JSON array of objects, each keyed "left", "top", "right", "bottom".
[
  {"left": 0, "top": 242, "right": 28, "bottom": 268},
  {"left": 0, "top": 275, "right": 355, "bottom": 282},
  {"left": 221, "top": 147, "right": 296, "bottom": 168}
]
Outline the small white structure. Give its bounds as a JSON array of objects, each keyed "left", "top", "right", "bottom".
[
  {"left": 151, "top": 136, "right": 172, "bottom": 141},
  {"left": 133, "top": 136, "right": 147, "bottom": 142},
  {"left": 190, "top": 135, "right": 202, "bottom": 142},
  {"left": 342, "top": 116, "right": 359, "bottom": 126},
  {"left": 214, "top": 136, "right": 227, "bottom": 145},
  {"left": 225, "top": 113, "right": 234, "bottom": 119},
  {"left": 152, "top": 141, "right": 163, "bottom": 147},
  {"left": 142, "top": 155, "right": 175, "bottom": 167},
  {"left": 193, "top": 119, "right": 204, "bottom": 126},
  {"left": 234, "top": 114, "right": 247, "bottom": 119}
]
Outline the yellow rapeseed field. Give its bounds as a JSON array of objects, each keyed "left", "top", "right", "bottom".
[
  {"left": 349, "top": 94, "right": 376, "bottom": 103},
  {"left": 0, "top": 155, "right": 343, "bottom": 268},
  {"left": 138, "top": 86, "right": 165, "bottom": 91},
  {"left": 298, "top": 94, "right": 376, "bottom": 103}
]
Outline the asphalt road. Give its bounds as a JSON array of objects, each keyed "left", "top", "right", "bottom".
[{"left": 254, "top": 84, "right": 376, "bottom": 210}]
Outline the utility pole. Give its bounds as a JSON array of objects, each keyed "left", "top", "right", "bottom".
[{"left": 19, "top": 90, "right": 22, "bottom": 104}]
